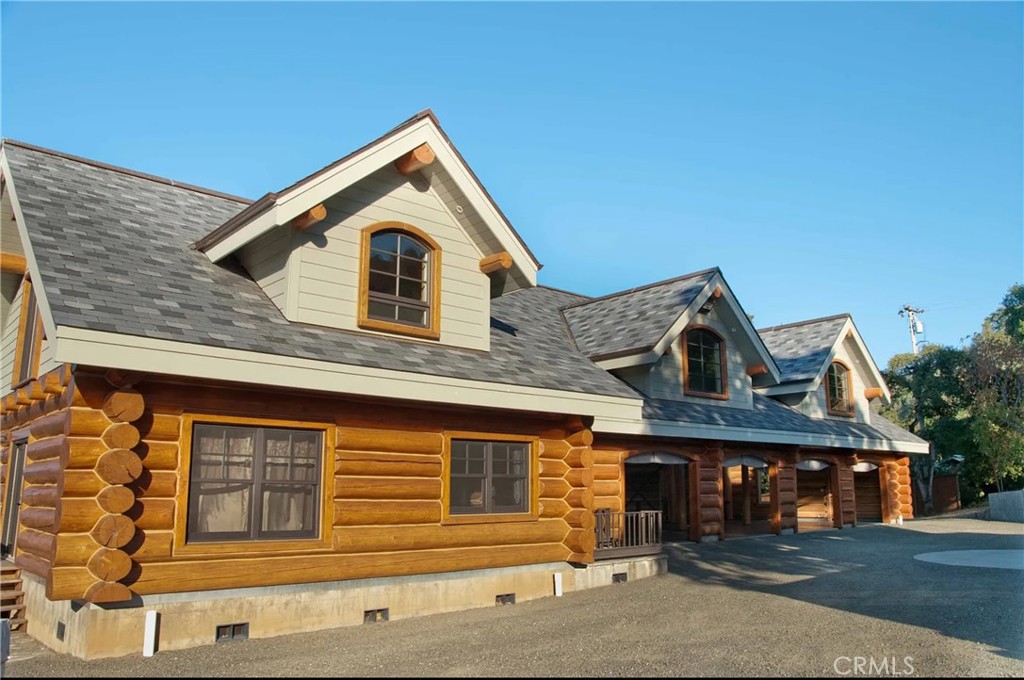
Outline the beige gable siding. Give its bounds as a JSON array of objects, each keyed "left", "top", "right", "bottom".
[
  {"left": 0, "top": 279, "right": 24, "bottom": 388},
  {"left": 1, "top": 189, "right": 23, "bottom": 256},
  {"left": 646, "top": 306, "right": 753, "bottom": 409},
  {"left": 796, "top": 335, "right": 870, "bottom": 423},
  {"left": 422, "top": 164, "right": 531, "bottom": 295},
  {"left": 38, "top": 335, "right": 59, "bottom": 376},
  {"left": 238, "top": 227, "right": 290, "bottom": 314},
  {"left": 611, "top": 365, "right": 650, "bottom": 396},
  {"left": 292, "top": 165, "right": 490, "bottom": 351}
]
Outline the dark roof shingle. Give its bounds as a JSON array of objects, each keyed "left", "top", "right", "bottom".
[
  {"left": 643, "top": 393, "right": 927, "bottom": 446},
  {"left": 4, "top": 141, "right": 637, "bottom": 400},
  {"left": 562, "top": 269, "right": 717, "bottom": 359},
  {"left": 758, "top": 314, "right": 849, "bottom": 383}
]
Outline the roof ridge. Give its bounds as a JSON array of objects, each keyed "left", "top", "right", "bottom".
[
  {"left": 561, "top": 267, "right": 720, "bottom": 311},
  {"left": 758, "top": 312, "right": 851, "bottom": 334},
  {"left": 536, "top": 283, "right": 590, "bottom": 300},
  {"left": 1, "top": 138, "right": 252, "bottom": 205}
]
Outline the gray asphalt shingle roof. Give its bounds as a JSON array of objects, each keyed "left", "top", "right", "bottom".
[
  {"left": 5, "top": 139, "right": 920, "bottom": 450},
  {"left": 4, "top": 141, "right": 639, "bottom": 400},
  {"left": 758, "top": 314, "right": 849, "bottom": 383},
  {"left": 643, "top": 393, "right": 927, "bottom": 445},
  {"left": 561, "top": 269, "right": 717, "bottom": 360}
]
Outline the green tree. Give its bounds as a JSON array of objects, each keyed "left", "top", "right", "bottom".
[
  {"left": 882, "top": 345, "right": 969, "bottom": 514},
  {"left": 985, "top": 283, "right": 1024, "bottom": 345},
  {"left": 963, "top": 320, "right": 1024, "bottom": 493}
]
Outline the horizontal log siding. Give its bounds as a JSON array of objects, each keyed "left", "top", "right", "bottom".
[{"left": 40, "top": 369, "right": 584, "bottom": 600}]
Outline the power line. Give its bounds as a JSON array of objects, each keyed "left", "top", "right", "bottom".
[{"left": 898, "top": 305, "right": 925, "bottom": 355}]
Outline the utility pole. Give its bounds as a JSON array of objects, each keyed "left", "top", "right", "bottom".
[{"left": 898, "top": 305, "right": 925, "bottom": 355}]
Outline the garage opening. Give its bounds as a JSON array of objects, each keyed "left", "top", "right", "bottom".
[
  {"left": 722, "top": 455, "right": 772, "bottom": 537},
  {"left": 796, "top": 459, "right": 833, "bottom": 532},
  {"left": 624, "top": 453, "right": 691, "bottom": 536},
  {"left": 853, "top": 462, "right": 883, "bottom": 522}
]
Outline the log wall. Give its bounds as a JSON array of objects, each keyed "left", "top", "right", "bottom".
[{"left": 4, "top": 368, "right": 591, "bottom": 602}]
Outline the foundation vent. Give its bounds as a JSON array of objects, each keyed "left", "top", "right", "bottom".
[
  {"left": 363, "top": 608, "right": 389, "bottom": 623},
  {"left": 215, "top": 623, "right": 249, "bottom": 642},
  {"left": 56, "top": 621, "right": 66, "bottom": 642},
  {"left": 612, "top": 572, "right": 628, "bottom": 584},
  {"left": 495, "top": 593, "right": 516, "bottom": 605}
]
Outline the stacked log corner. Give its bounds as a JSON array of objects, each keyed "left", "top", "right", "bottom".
[
  {"left": 540, "top": 427, "right": 595, "bottom": 563},
  {"left": 4, "top": 368, "right": 180, "bottom": 603},
  {"left": 883, "top": 457, "right": 915, "bottom": 522}
]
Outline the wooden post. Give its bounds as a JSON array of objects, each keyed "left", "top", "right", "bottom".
[
  {"left": 723, "top": 468, "right": 733, "bottom": 521},
  {"left": 830, "top": 465, "right": 842, "bottom": 529},
  {"left": 742, "top": 465, "right": 751, "bottom": 526},
  {"left": 769, "top": 462, "right": 780, "bottom": 535}
]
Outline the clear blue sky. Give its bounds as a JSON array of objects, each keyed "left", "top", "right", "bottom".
[{"left": 2, "top": 2, "right": 1021, "bottom": 365}]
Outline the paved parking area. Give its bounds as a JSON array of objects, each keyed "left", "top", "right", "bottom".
[{"left": 7, "top": 518, "right": 1023, "bottom": 677}]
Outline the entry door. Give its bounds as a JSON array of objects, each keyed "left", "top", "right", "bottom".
[{"left": 1, "top": 439, "right": 27, "bottom": 557}]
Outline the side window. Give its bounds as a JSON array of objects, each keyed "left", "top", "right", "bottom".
[
  {"left": 13, "top": 279, "right": 41, "bottom": 387},
  {"left": 683, "top": 327, "right": 728, "bottom": 399},
  {"left": 188, "top": 424, "right": 323, "bottom": 542},
  {"left": 446, "top": 437, "right": 535, "bottom": 519},
  {"left": 826, "top": 361, "right": 854, "bottom": 416}
]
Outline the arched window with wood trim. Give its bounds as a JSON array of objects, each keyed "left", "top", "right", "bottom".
[
  {"left": 683, "top": 326, "right": 728, "bottom": 399},
  {"left": 358, "top": 221, "right": 442, "bottom": 340},
  {"left": 826, "top": 361, "right": 854, "bottom": 416}
]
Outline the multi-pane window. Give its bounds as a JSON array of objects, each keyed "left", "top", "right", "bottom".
[
  {"left": 685, "top": 328, "right": 725, "bottom": 396},
  {"left": 367, "top": 231, "right": 431, "bottom": 328},
  {"left": 15, "top": 283, "right": 40, "bottom": 385},
  {"left": 826, "top": 362, "right": 853, "bottom": 416},
  {"left": 187, "top": 424, "right": 322, "bottom": 542},
  {"left": 449, "top": 439, "right": 530, "bottom": 515}
]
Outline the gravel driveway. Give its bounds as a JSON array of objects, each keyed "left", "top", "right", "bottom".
[{"left": 7, "top": 517, "right": 1023, "bottom": 677}]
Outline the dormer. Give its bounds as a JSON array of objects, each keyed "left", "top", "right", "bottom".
[
  {"left": 562, "top": 268, "right": 781, "bottom": 408},
  {"left": 192, "top": 111, "right": 539, "bottom": 352},
  {"left": 758, "top": 314, "right": 891, "bottom": 424}
]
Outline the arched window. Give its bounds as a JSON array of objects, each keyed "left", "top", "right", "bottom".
[
  {"left": 359, "top": 221, "right": 441, "bottom": 340},
  {"left": 826, "top": 361, "right": 853, "bottom": 416},
  {"left": 683, "top": 326, "right": 728, "bottom": 399}
]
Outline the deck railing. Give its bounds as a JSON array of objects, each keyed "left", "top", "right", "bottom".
[{"left": 594, "top": 509, "right": 663, "bottom": 560}]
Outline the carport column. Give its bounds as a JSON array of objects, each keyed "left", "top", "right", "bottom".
[
  {"left": 883, "top": 460, "right": 902, "bottom": 523},
  {"left": 832, "top": 457, "right": 856, "bottom": 529},
  {"left": 771, "top": 456, "right": 798, "bottom": 534},
  {"left": 688, "top": 444, "right": 724, "bottom": 542}
]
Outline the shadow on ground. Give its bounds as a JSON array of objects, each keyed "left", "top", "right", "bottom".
[{"left": 664, "top": 522, "right": 1024, "bottom": 661}]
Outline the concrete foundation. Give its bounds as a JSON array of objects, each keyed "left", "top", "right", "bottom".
[
  {"left": 21, "top": 556, "right": 667, "bottom": 660},
  {"left": 989, "top": 489, "right": 1024, "bottom": 523}
]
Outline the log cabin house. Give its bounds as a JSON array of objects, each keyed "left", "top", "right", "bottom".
[{"left": 0, "top": 110, "right": 927, "bottom": 658}]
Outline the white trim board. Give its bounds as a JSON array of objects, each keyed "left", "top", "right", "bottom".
[{"left": 53, "top": 326, "right": 641, "bottom": 421}]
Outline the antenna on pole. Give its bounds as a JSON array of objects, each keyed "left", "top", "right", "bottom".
[{"left": 898, "top": 305, "right": 925, "bottom": 355}]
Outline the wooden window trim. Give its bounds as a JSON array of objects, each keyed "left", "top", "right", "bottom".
[
  {"left": 173, "top": 414, "right": 335, "bottom": 557},
  {"left": 681, "top": 325, "right": 730, "bottom": 401},
  {"left": 357, "top": 221, "right": 442, "bottom": 341},
  {"left": 441, "top": 430, "right": 539, "bottom": 525},
  {"left": 826, "top": 360, "right": 855, "bottom": 417},
  {"left": 11, "top": 277, "right": 43, "bottom": 389}
]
